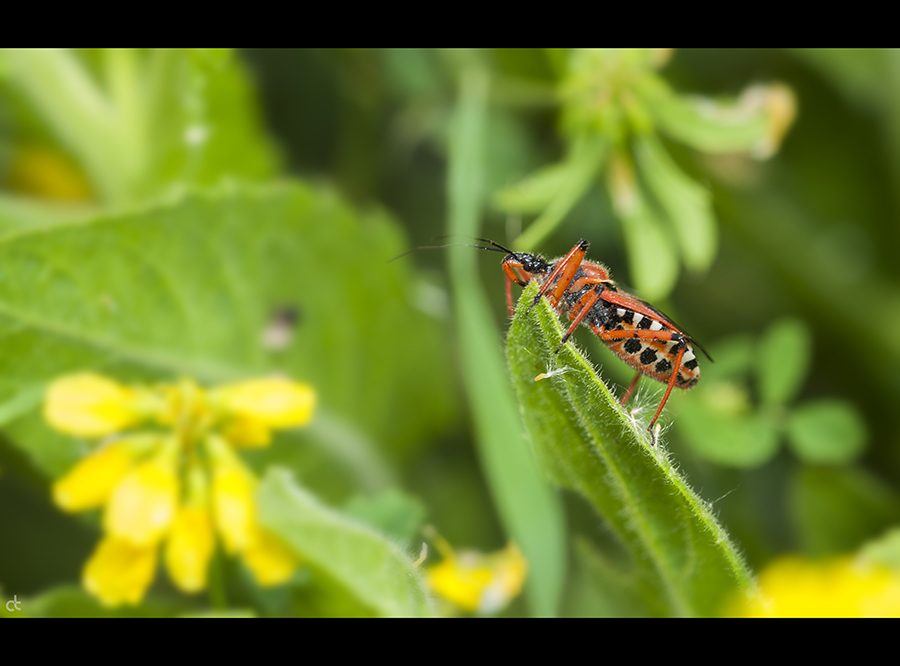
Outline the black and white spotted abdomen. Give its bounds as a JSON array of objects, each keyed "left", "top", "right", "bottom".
[{"left": 590, "top": 304, "right": 700, "bottom": 389}]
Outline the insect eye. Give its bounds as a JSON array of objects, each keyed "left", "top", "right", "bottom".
[{"left": 522, "top": 256, "right": 547, "bottom": 273}]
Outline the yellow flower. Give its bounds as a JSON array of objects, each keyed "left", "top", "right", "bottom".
[
  {"left": 53, "top": 441, "right": 137, "bottom": 512},
  {"left": 83, "top": 536, "right": 158, "bottom": 607},
  {"left": 427, "top": 534, "right": 528, "bottom": 614},
  {"left": 726, "top": 556, "right": 900, "bottom": 618},
  {"left": 242, "top": 528, "right": 299, "bottom": 587},
  {"left": 165, "top": 503, "right": 215, "bottom": 593},
  {"left": 6, "top": 144, "right": 94, "bottom": 202},
  {"left": 210, "top": 451, "right": 258, "bottom": 554},
  {"left": 44, "top": 373, "right": 145, "bottom": 437},
  {"left": 104, "top": 448, "right": 179, "bottom": 547},
  {"left": 213, "top": 378, "right": 316, "bottom": 446},
  {"left": 44, "top": 372, "right": 317, "bottom": 607}
]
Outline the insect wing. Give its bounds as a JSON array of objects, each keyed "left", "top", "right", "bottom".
[{"left": 593, "top": 300, "right": 700, "bottom": 390}]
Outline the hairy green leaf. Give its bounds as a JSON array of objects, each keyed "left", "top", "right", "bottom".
[
  {"left": 506, "top": 282, "right": 753, "bottom": 616},
  {"left": 258, "top": 468, "right": 433, "bottom": 618},
  {"left": 342, "top": 487, "right": 427, "bottom": 546}
]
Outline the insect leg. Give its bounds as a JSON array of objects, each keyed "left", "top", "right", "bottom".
[
  {"left": 554, "top": 287, "right": 603, "bottom": 353},
  {"left": 529, "top": 240, "right": 589, "bottom": 312},
  {"left": 620, "top": 371, "right": 642, "bottom": 406},
  {"left": 596, "top": 328, "right": 689, "bottom": 430},
  {"left": 647, "top": 344, "right": 686, "bottom": 430},
  {"left": 503, "top": 262, "right": 531, "bottom": 318}
]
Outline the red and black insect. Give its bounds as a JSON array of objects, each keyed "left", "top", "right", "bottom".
[{"left": 478, "top": 238, "right": 712, "bottom": 431}]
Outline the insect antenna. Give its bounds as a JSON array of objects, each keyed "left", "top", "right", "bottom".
[
  {"left": 691, "top": 337, "right": 715, "bottom": 363},
  {"left": 473, "top": 237, "right": 517, "bottom": 256},
  {"left": 389, "top": 238, "right": 511, "bottom": 263}
]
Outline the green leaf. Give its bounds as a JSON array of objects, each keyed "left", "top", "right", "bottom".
[
  {"left": 607, "top": 149, "right": 679, "bottom": 300},
  {"left": 343, "top": 488, "right": 427, "bottom": 546},
  {"left": 565, "top": 537, "right": 652, "bottom": 617},
  {"left": 786, "top": 399, "right": 867, "bottom": 464},
  {"left": 257, "top": 468, "right": 433, "bottom": 618},
  {"left": 756, "top": 318, "right": 812, "bottom": 406},
  {"left": 513, "top": 134, "right": 607, "bottom": 250},
  {"left": 649, "top": 92, "right": 769, "bottom": 155},
  {"left": 16, "top": 586, "right": 187, "bottom": 618},
  {"left": 448, "top": 69, "right": 566, "bottom": 617},
  {"left": 699, "top": 334, "right": 755, "bottom": 381},
  {"left": 506, "top": 281, "right": 754, "bottom": 616},
  {"left": 0, "top": 49, "right": 277, "bottom": 205},
  {"left": 0, "top": 181, "right": 454, "bottom": 480},
  {"left": 492, "top": 161, "right": 573, "bottom": 215},
  {"left": 677, "top": 396, "right": 780, "bottom": 468},
  {"left": 0, "top": 194, "right": 95, "bottom": 235},
  {"left": 634, "top": 133, "right": 718, "bottom": 273},
  {"left": 618, "top": 198, "right": 679, "bottom": 301}
]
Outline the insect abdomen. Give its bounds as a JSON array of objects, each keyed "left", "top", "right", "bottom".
[{"left": 592, "top": 306, "right": 700, "bottom": 389}]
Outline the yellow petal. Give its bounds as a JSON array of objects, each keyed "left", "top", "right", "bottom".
[
  {"left": 428, "top": 556, "right": 494, "bottom": 612},
  {"left": 727, "top": 556, "right": 900, "bottom": 618},
  {"left": 104, "top": 459, "right": 178, "bottom": 546},
  {"left": 216, "top": 378, "right": 316, "bottom": 429},
  {"left": 165, "top": 504, "right": 214, "bottom": 593},
  {"left": 479, "top": 543, "right": 528, "bottom": 614},
  {"left": 45, "top": 373, "right": 142, "bottom": 437},
  {"left": 211, "top": 463, "right": 256, "bottom": 554},
  {"left": 53, "top": 441, "right": 134, "bottom": 512},
  {"left": 83, "top": 536, "right": 158, "bottom": 607},
  {"left": 242, "top": 528, "right": 298, "bottom": 587},
  {"left": 7, "top": 145, "right": 94, "bottom": 202},
  {"left": 428, "top": 542, "right": 528, "bottom": 614},
  {"left": 221, "top": 415, "right": 272, "bottom": 448}
]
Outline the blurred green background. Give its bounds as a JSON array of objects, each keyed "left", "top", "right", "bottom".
[{"left": 0, "top": 48, "right": 898, "bottom": 617}]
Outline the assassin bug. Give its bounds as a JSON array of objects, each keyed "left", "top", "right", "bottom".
[{"left": 475, "top": 238, "right": 712, "bottom": 431}]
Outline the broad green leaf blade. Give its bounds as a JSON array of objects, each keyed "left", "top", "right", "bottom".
[
  {"left": 786, "top": 399, "right": 867, "bottom": 465},
  {"left": 0, "top": 182, "right": 454, "bottom": 480},
  {"left": 0, "top": 194, "right": 95, "bottom": 235},
  {"left": 448, "top": 69, "right": 565, "bottom": 617},
  {"left": 506, "top": 282, "right": 753, "bottom": 616},
  {"left": 566, "top": 537, "right": 653, "bottom": 617},
  {"left": 756, "top": 318, "right": 812, "bottom": 406},
  {"left": 342, "top": 487, "right": 427, "bottom": 545},
  {"left": 257, "top": 468, "right": 433, "bottom": 617},
  {"left": 16, "top": 586, "right": 188, "bottom": 618},
  {"left": 634, "top": 133, "right": 718, "bottom": 273}
]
